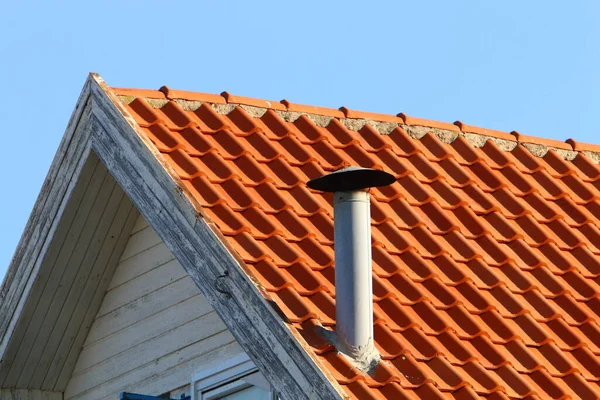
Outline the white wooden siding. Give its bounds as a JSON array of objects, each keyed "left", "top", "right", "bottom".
[
  {"left": 0, "top": 156, "right": 140, "bottom": 391},
  {"left": 65, "top": 215, "right": 239, "bottom": 400}
]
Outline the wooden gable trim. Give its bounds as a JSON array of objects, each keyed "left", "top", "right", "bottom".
[
  {"left": 0, "top": 79, "right": 94, "bottom": 358},
  {"left": 0, "top": 74, "right": 343, "bottom": 398},
  {"left": 0, "top": 77, "right": 140, "bottom": 391},
  {"left": 89, "top": 75, "right": 344, "bottom": 400}
]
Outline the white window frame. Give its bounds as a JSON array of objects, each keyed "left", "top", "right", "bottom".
[{"left": 191, "top": 353, "right": 276, "bottom": 400}]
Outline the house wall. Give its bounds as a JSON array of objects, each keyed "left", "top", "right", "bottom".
[
  {"left": 0, "top": 389, "right": 62, "bottom": 400},
  {"left": 65, "top": 214, "right": 244, "bottom": 400},
  {"left": 0, "top": 155, "right": 141, "bottom": 391}
]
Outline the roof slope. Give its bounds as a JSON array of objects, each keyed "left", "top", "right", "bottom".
[{"left": 111, "top": 86, "right": 600, "bottom": 399}]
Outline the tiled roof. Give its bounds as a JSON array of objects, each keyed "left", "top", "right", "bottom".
[{"left": 111, "top": 86, "right": 600, "bottom": 399}]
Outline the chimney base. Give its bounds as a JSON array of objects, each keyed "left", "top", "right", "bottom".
[
  {"left": 317, "top": 325, "right": 381, "bottom": 373},
  {"left": 337, "top": 336, "right": 381, "bottom": 372}
]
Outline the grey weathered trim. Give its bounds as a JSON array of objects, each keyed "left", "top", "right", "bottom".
[
  {"left": 0, "top": 74, "right": 343, "bottom": 398},
  {"left": 90, "top": 76, "right": 344, "bottom": 400},
  {"left": 0, "top": 79, "right": 94, "bottom": 358}
]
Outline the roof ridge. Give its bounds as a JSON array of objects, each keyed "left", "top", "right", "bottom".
[{"left": 110, "top": 86, "right": 600, "bottom": 163}]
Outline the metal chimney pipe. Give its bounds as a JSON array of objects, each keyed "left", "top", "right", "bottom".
[
  {"left": 308, "top": 167, "right": 395, "bottom": 359},
  {"left": 333, "top": 189, "right": 373, "bottom": 349}
]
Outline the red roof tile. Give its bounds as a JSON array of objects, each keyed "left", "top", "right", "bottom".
[
  {"left": 112, "top": 87, "right": 166, "bottom": 99},
  {"left": 160, "top": 86, "right": 226, "bottom": 103},
  {"left": 453, "top": 121, "right": 515, "bottom": 142},
  {"left": 400, "top": 113, "right": 460, "bottom": 132},
  {"left": 112, "top": 87, "right": 600, "bottom": 399},
  {"left": 221, "top": 91, "right": 287, "bottom": 110}
]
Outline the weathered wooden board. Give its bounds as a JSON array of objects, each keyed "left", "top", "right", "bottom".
[
  {"left": 107, "top": 339, "right": 243, "bottom": 400},
  {"left": 58, "top": 211, "right": 232, "bottom": 399},
  {"left": 0, "top": 74, "right": 343, "bottom": 400},
  {"left": 118, "top": 224, "right": 163, "bottom": 262},
  {"left": 130, "top": 214, "right": 150, "bottom": 235},
  {"left": 108, "top": 240, "right": 175, "bottom": 290},
  {"left": 66, "top": 311, "right": 227, "bottom": 397},
  {"left": 44, "top": 196, "right": 138, "bottom": 390},
  {"left": 96, "top": 258, "right": 188, "bottom": 318},
  {"left": 74, "top": 293, "right": 212, "bottom": 374},
  {"left": 2, "top": 159, "right": 110, "bottom": 387},
  {"left": 0, "top": 389, "right": 62, "bottom": 400},
  {"left": 90, "top": 69, "right": 342, "bottom": 400},
  {"left": 28, "top": 182, "right": 127, "bottom": 388},
  {"left": 84, "top": 275, "right": 200, "bottom": 346},
  {"left": 0, "top": 81, "right": 93, "bottom": 354},
  {"left": 52, "top": 203, "right": 138, "bottom": 390},
  {"left": 18, "top": 168, "right": 119, "bottom": 387}
]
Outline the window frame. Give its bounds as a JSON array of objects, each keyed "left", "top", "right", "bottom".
[{"left": 191, "top": 353, "right": 276, "bottom": 400}]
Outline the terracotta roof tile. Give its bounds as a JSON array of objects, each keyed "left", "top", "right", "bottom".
[
  {"left": 339, "top": 106, "right": 404, "bottom": 124},
  {"left": 110, "top": 85, "right": 600, "bottom": 399},
  {"left": 159, "top": 86, "right": 226, "bottom": 103},
  {"left": 221, "top": 91, "right": 287, "bottom": 110},
  {"left": 514, "top": 133, "right": 574, "bottom": 152},
  {"left": 281, "top": 99, "right": 346, "bottom": 118},
  {"left": 454, "top": 121, "right": 514, "bottom": 142},
  {"left": 567, "top": 138, "right": 600, "bottom": 154},
  {"left": 400, "top": 113, "right": 461, "bottom": 132},
  {"left": 112, "top": 87, "right": 166, "bottom": 99}
]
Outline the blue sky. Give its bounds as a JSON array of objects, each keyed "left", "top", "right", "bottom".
[{"left": 1, "top": 1, "right": 599, "bottom": 281}]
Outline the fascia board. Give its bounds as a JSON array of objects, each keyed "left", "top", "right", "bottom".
[{"left": 89, "top": 74, "right": 344, "bottom": 400}]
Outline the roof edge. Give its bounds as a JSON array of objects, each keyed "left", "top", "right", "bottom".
[
  {"left": 92, "top": 76, "right": 346, "bottom": 400},
  {"left": 111, "top": 86, "right": 600, "bottom": 163}
]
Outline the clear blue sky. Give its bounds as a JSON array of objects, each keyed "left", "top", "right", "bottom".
[{"left": 1, "top": 1, "right": 599, "bottom": 281}]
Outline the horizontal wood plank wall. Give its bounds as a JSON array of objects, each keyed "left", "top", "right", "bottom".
[{"left": 65, "top": 215, "right": 237, "bottom": 399}]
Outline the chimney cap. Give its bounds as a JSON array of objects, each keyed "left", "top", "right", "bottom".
[{"left": 307, "top": 166, "right": 395, "bottom": 192}]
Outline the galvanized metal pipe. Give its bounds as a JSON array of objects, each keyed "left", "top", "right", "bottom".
[
  {"left": 307, "top": 166, "right": 394, "bottom": 365},
  {"left": 333, "top": 190, "right": 373, "bottom": 351}
]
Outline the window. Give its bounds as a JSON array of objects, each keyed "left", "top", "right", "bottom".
[
  {"left": 191, "top": 353, "right": 277, "bottom": 400},
  {"left": 120, "top": 393, "right": 189, "bottom": 400}
]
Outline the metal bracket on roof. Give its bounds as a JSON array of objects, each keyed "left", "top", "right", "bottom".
[{"left": 215, "top": 270, "right": 231, "bottom": 298}]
